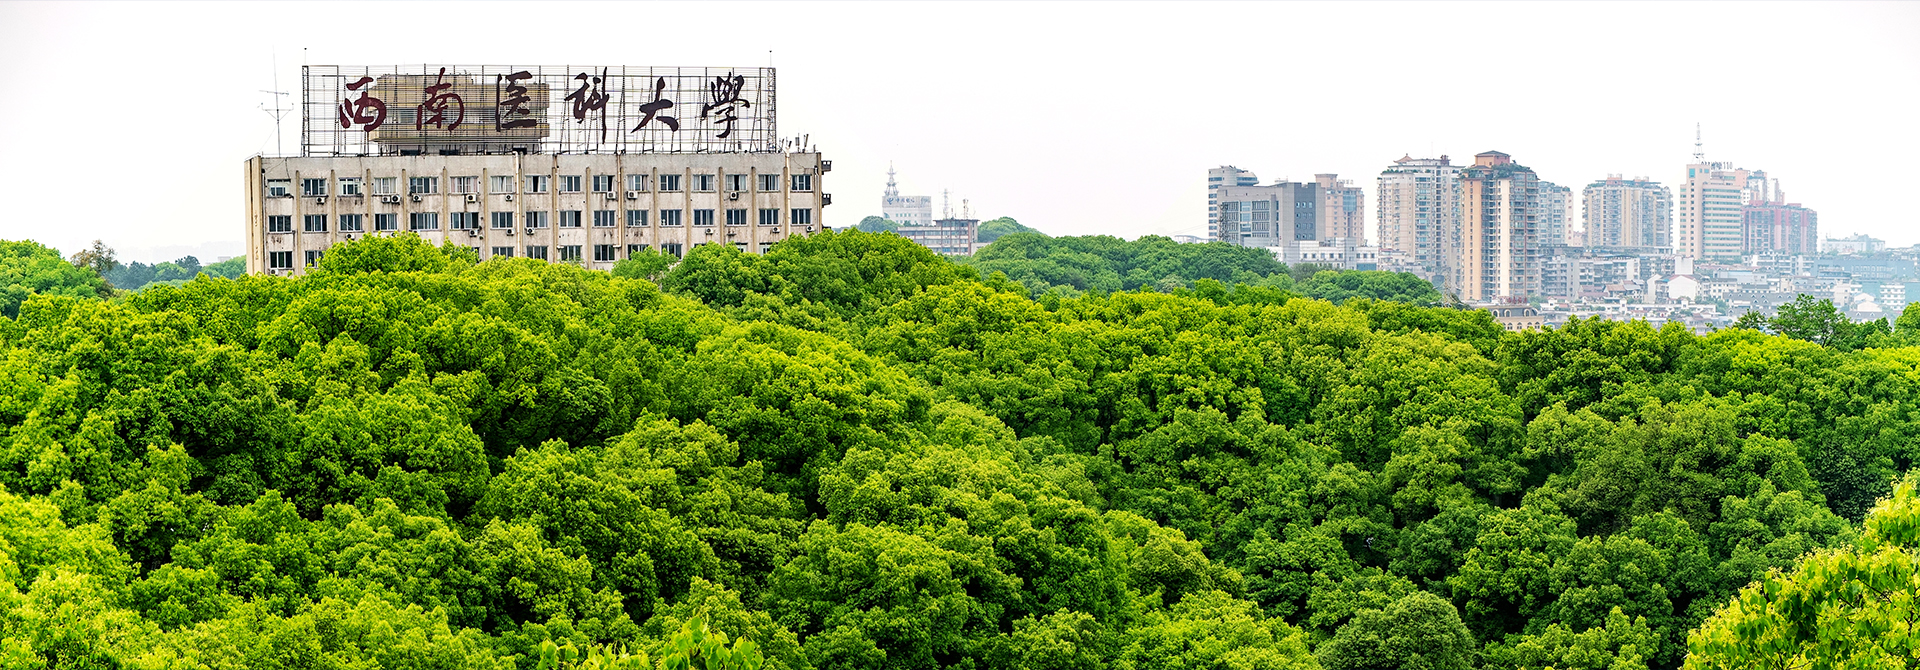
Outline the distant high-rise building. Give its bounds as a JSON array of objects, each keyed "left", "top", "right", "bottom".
[
  {"left": 1376, "top": 155, "right": 1459, "bottom": 280},
  {"left": 1451, "top": 151, "right": 1540, "bottom": 301},
  {"left": 1539, "top": 181, "right": 1571, "bottom": 246},
  {"left": 1742, "top": 182, "right": 1817, "bottom": 256},
  {"left": 881, "top": 166, "right": 933, "bottom": 227},
  {"left": 1677, "top": 158, "right": 1765, "bottom": 261},
  {"left": 1217, "top": 180, "right": 1321, "bottom": 248},
  {"left": 1208, "top": 166, "right": 1261, "bottom": 241},
  {"left": 1315, "top": 174, "right": 1367, "bottom": 243},
  {"left": 1582, "top": 175, "right": 1672, "bottom": 250}
]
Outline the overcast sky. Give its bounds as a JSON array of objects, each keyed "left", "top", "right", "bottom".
[{"left": 2, "top": 1, "right": 1916, "bottom": 262}]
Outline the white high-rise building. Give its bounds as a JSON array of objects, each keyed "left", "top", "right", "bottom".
[
  {"left": 1539, "top": 181, "right": 1571, "bottom": 246},
  {"left": 881, "top": 166, "right": 933, "bottom": 227},
  {"left": 1376, "top": 155, "right": 1459, "bottom": 281},
  {"left": 1583, "top": 176, "right": 1672, "bottom": 250},
  {"left": 1208, "top": 166, "right": 1261, "bottom": 241}
]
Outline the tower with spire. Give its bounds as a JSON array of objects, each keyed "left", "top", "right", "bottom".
[{"left": 880, "top": 163, "right": 933, "bottom": 228}]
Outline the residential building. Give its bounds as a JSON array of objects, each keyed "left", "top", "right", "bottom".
[
  {"left": 1267, "top": 238, "right": 1379, "bottom": 270},
  {"left": 1742, "top": 190, "right": 1818, "bottom": 256},
  {"left": 1218, "top": 180, "right": 1323, "bottom": 248},
  {"left": 898, "top": 217, "right": 979, "bottom": 256},
  {"left": 1540, "top": 181, "right": 1571, "bottom": 246},
  {"left": 1824, "top": 234, "right": 1885, "bottom": 255},
  {"left": 1478, "top": 304, "right": 1544, "bottom": 332},
  {"left": 1677, "top": 161, "right": 1763, "bottom": 261},
  {"left": 1208, "top": 166, "right": 1261, "bottom": 241},
  {"left": 1451, "top": 151, "right": 1541, "bottom": 301},
  {"left": 881, "top": 166, "right": 934, "bottom": 227},
  {"left": 1376, "top": 155, "right": 1459, "bottom": 284},
  {"left": 1315, "top": 174, "right": 1367, "bottom": 243},
  {"left": 1583, "top": 176, "right": 1671, "bottom": 250}
]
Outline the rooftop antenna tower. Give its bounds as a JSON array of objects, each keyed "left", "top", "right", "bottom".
[
  {"left": 1693, "top": 123, "right": 1704, "bottom": 163},
  {"left": 259, "top": 50, "right": 292, "bottom": 156}
]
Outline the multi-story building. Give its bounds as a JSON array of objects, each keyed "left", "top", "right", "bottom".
[
  {"left": 247, "top": 65, "right": 828, "bottom": 275},
  {"left": 881, "top": 166, "right": 933, "bottom": 227},
  {"left": 1208, "top": 166, "right": 1261, "bottom": 240},
  {"left": 1376, "top": 155, "right": 1459, "bottom": 283},
  {"left": 1825, "top": 234, "right": 1887, "bottom": 255},
  {"left": 1315, "top": 174, "right": 1367, "bottom": 243},
  {"left": 1677, "top": 161, "right": 1761, "bottom": 261},
  {"left": 1539, "top": 181, "right": 1571, "bottom": 246},
  {"left": 1217, "top": 180, "right": 1321, "bottom": 248},
  {"left": 1742, "top": 190, "right": 1818, "bottom": 256},
  {"left": 1451, "top": 151, "right": 1540, "bottom": 301},
  {"left": 1270, "top": 238, "right": 1380, "bottom": 270},
  {"left": 898, "top": 217, "right": 979, "bottom": 256},
  {"left": 1583, "top": 176, "right": 1672, "bottom": 250}
]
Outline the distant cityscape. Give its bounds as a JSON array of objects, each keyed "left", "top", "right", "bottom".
[{"left": 1202, "top": 135, "right": 1904, "bottom": 332}]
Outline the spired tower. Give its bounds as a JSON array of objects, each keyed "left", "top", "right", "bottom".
[{"left": 880, "top": 164, "right": 933, "bottom": 227}]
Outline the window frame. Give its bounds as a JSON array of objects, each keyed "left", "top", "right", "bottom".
[
  {"left": 302, "top": 214, "right": 328, "bottom": 232},
  {"left": 337, "top": 177, "right": 363, "bottom": 196},
  {"left": 627, "top": 210, "right": 649, "bottom": 227},
  {"left": 692, "top": 209, "right": 715, "bottom": 227},
  {"left": 593, "top": 210, "right": 617, "bottom": 228},
  {"left": 267, "top": 215, "right": 292, "bottom": 233},
  {"left": 338, "top": 213, "right": 364, "bottom": 232}
]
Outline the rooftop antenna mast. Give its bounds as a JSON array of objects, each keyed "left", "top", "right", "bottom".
[
  {"left": 260, "top": 50, "right": 292, "bottom": 156},
  {"left": 1692, "top": 122, "right": 1704, "bottom": 163}
]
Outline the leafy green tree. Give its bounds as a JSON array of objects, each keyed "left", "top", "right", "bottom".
[
  {"left": 203, "top": 256, "right": 245, "bottom": 279},
  {"left": 613, "top": 246, "right": 677, "bottom": 282},
  {"left": 1315, "top": 591, "right": 1475, "bottom": 670},
  {"left": 977, "top": 217, "right": 1040, "bottom": 243},
  {"left": 0, "top": 240, "right": 112, "bottom": 316},
  {"left": 854, "top": 216, "right": 898, "bottom": 233},
  {"left": 1770, "top": 293, "right": 1851, "bottom": 347}
]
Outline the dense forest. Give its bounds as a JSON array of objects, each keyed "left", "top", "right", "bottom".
[{"left": 1, "top": 230, "right": 1917, "bottom": 668}]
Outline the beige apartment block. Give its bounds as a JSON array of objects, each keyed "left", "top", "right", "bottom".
[
  {"left": 1539, "top": 181, "right": 1571, "bottom": 247},
  {"left": 1676, "top": 162, "right": 1759, "bottom": 261},
  {"left": 245, "top": 152, "right": 828, "bottom": 276},
  {"left": 1452, "top": 151, "right": 1541, "bottom": 302},
  {"left": 1314, "top": 174, "right": 1367, "bottom": 243},
  {"left": 1376, "top": 155, "right": 1459, "bottom": 282},
  {"left": 1583, "top": 175, "right": 1672, "bottom": 250}
]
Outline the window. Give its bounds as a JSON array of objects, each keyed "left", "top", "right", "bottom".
[
  {"left": 450, "top": 212, "right": 480, "bottom": 229},
  {"left": 267, "top": 215, "right": 292, "bottom": 232},
  {"left": 338, "top": 214, "right": 364, "bottom": 232},
  {"left": 525, "top": 245, "right": 548, "bottom": 260},
  {"left": 627, "top": 244, "right": 644, "bottom": 256},
  {"left": 658, "top": 174, "right": 681, "bottom": 191},
  {"left": 559, "top": 245, "right": 583, "bottom": 262},
  {"left": 303, "top": 214, "right": 327, "bottom": 232},
  {"left": 410, "top": 212, "right": 440, "bottom": 230},
  {"left": 266, "top": 179, "right": 292, "bottom": 197},
  {"left": 759, "top": 208, "right": 779, "bottom": 226},
  {"left": 491, "top": 212, "right": 514, "bottom": 229},
  {"left": 725, "top": 208, "right": 747, "bottom": 226},
  {"left": 559, "top": 210, "right": 583, "bottom": 228},
  {"left": 304, "top": 250, "right": 324, "bottom": 267},
  {"left": 661, "top": 242, "right": 684, "bottom": 258},
  {"left": 490, "top": 175, "right": 516, "bottom": 193},
  {"left": 592, "top": 175, "right": 614, "bottom": 192},
  {"left": 733, "top": 242, "right": 748, "bottom": 252},
  {"left": 627, "top": 174, "right": 648, "bottom": 192},
  {"left": 725, "top": 174, "right": 747, "bottom": 191},
  {"left": 791, "top": 174, "right": 812, "bottom": 191},
  {"left": 451, "top": 176, "right": 478, "bottom": 194},
  {"left": 593, "top": 244, "right": 617, "bottom": 262},
  {"left": 369, "top": 177, "right": 397, "bottom": 195},
  {"left": 758, "top": 242, "right": 772, "bottom": 254},
  {"left": 559, "top": 175, "right": 582, "bottom": 193},
  {"left": 692, "top": 174, "right": 715, "bottom": 192},
  {"left": 525, "top": 175, "right": 549, "bottom": 193},
  {"left": 409, "top": 177, "right": 438, "bottom": 194},
  {"left": 692, "top": 209, "right": 715, "bottom": 227},
  {"left": 660, "top": 210, "right": 683, "bottom": 226},
  {"left": 301, "top": 178, "right": 327, "bottom": 197},
  {"left": 491, "top": 246, "right": 514, "bottom": 258},
  {"left": 524, "top": 211, "right": 548, "bottom": 228},
  {"left": 375, "top": 213, "right": 398, "bottom": 231},
  {"left": 338, "top": 177, "right": 363, "bottom": 196},
  {"left": 791, "top": 208, "right": 813, "bottom": 226},
  {"left": 268, "top": 251, "right": 293, "bottom": 270},
  {"left": 593, "top": 210, "right": 617, "bottom": 227},
  {"left": 627, "top": 210, "right": 649, "bottom": 227},
  {"left": 758, "top": 174, "right": 780, "bottom": 191}
]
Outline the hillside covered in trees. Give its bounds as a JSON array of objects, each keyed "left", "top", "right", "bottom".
[{"left": 1, "top": 230, "right": 1918, "bottom": 669}]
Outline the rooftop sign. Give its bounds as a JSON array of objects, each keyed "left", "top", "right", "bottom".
[{"left": 301, "top": 65, "right": 776, "bottom": 156}]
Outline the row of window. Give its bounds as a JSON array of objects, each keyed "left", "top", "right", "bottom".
[
  {"left": 268, "top": 208, "right": 814, "bottom": 233},
  {"left": 270, "top": 173, "right": 813, "bottom": 197},
  {"left": 268, "top": 241, "right": 776, "bottom": 271}
]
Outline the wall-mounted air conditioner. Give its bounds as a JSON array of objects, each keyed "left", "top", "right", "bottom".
[
  {"left": 604, "top": 192, "right": 618, "bottom": 201},
  {"left": 381, "top": 195, "right": 402, "bottom": 204},
  {"left": 410, "top": 194, "right": 422, "bottom": 203},
  {"left": 821, "top": 160, "right": 832, "bottom": 172},
  {"left": 823, "top": 194, "right": 832, "bottom": 206},
  {"left": 704, "top": 228, "right": 713, "bottom": 235},
  {"left": 726, "top": 191, "right": 740, "bottom": 201},
  {"left": 625, "top": 191, "right": 641, "bottom": 200},
  {"left": 315, "top": 197, "right": 326, "bottom": 205},
  {"left": 504, "top": 194, "right": 514, "bottom": 201},
  {"left": 465, "top": 194, "right": 478, "bottom": 203},
  {"left": 506, "top": 228, "right": 515, "bottom": 236}
]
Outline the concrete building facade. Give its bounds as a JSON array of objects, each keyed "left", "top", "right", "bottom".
[
  {"left": 1376, "top": 155, "right": 1460, "bottom": 283},
  {"left": 1217, "top": 181, "right": 1322, "bottom": 248},
  {"left": 1315, "top": 174, "right": 1367, "bottom": 243},
  {"left": 1582, "top": 176, "right": 1672, "bottom": 250},
  {"left": 1208, "top": 166, "right": 1262, "bottom": 240},
  {"left": 1451, "top": 151, "right": 1541, "bottom": 301},
  {"left": 881, "top": 166, "right": 933, "bottom": 227},
  {"left": 1742, "top": 197, "right": 1818, "bottom": 256},
  {"left": 898, "top": 218, "right": 979, "bottom": 256},
  {"left": 1677, "top": 162, "right": 1760, "bottom": 261},
  {"left": 246, "top": 152, "right": 828, "bottom": 275},
  {"left": 1539, "top": 181, "right": 1571, "bottom": 246}
]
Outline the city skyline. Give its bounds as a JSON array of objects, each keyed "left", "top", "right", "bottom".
[{"left": 2, "top": 1, "right": 1916, "bottom": 260}]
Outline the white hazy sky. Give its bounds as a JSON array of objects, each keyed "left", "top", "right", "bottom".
[{"left": 2, "top": 1, "right": 1917, "bottom": 262}]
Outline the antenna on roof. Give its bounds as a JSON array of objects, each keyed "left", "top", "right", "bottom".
[
  {"left": 1693, "top": 123, "right": 1704, "bottom": 162},
  {"left": 260, "top": 49, "right": 292, "bottom": 156}
]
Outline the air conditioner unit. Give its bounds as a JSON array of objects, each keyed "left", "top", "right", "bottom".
[
  {"left": 726, "top": 191, "right": 740, "bottom": 201},
  {"left": 704, "top": 228, "right": 714, "bottom": 235},
  {"left": 465, "top": 194, "right": 478, "bottom": 203},
  {"left": 410, "top": 194, "right": 422, "bottom": 203},
  {"left": 625, "top": 191, "right": 640, "bottom": 200},
  {"left": 821, "top": 160, "right": 832, "bottom": 172},
  {"left": 822, "top": 193, "right": 832, "bottom": 206},
  {"left": 315, "top": 197, "right": 326, "bottom": 205},
  {"left": 381, "top": 195, "right": 402, "bottom": 204},
  {"left": 506, "top": 228, "right": 515, "bottom": 236},
  {"left": 805, "top": 226, "right": 814, "bottom": 233},
  {"left": 604, "top": 192, "right": 617, "bottom": 201},
  {"left": 343, "top": 233, "right": 354, "bottom": 240},
  {"left": 504, "top": 194, "right": 514, "bottom": 202}
]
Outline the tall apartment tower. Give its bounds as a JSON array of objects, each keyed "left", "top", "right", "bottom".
[
  {"left": 1451, "top": 151, "right": 1540, "bottom": 301},
  {"left": 1376, "top": 155, "right": 1460, "bottom": 280},
  {"left": 1582, "top": 176, "right": 1672, "bottom": 250},
  {"left": 1539, "top": 181, "right": 1571, "bottom": 246},
  {"left": 1742, "top": 181, "right": 1818, "bottom": 255},
  {"left": 1677, "top": 161, "right": 1764, "bottom": 261},
  {"left": 1315, "top": 174, "right": 1367, "bottom": 243},
  {"left": 1208, "top": 166, "right": 1261, "bottom": 240}
]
